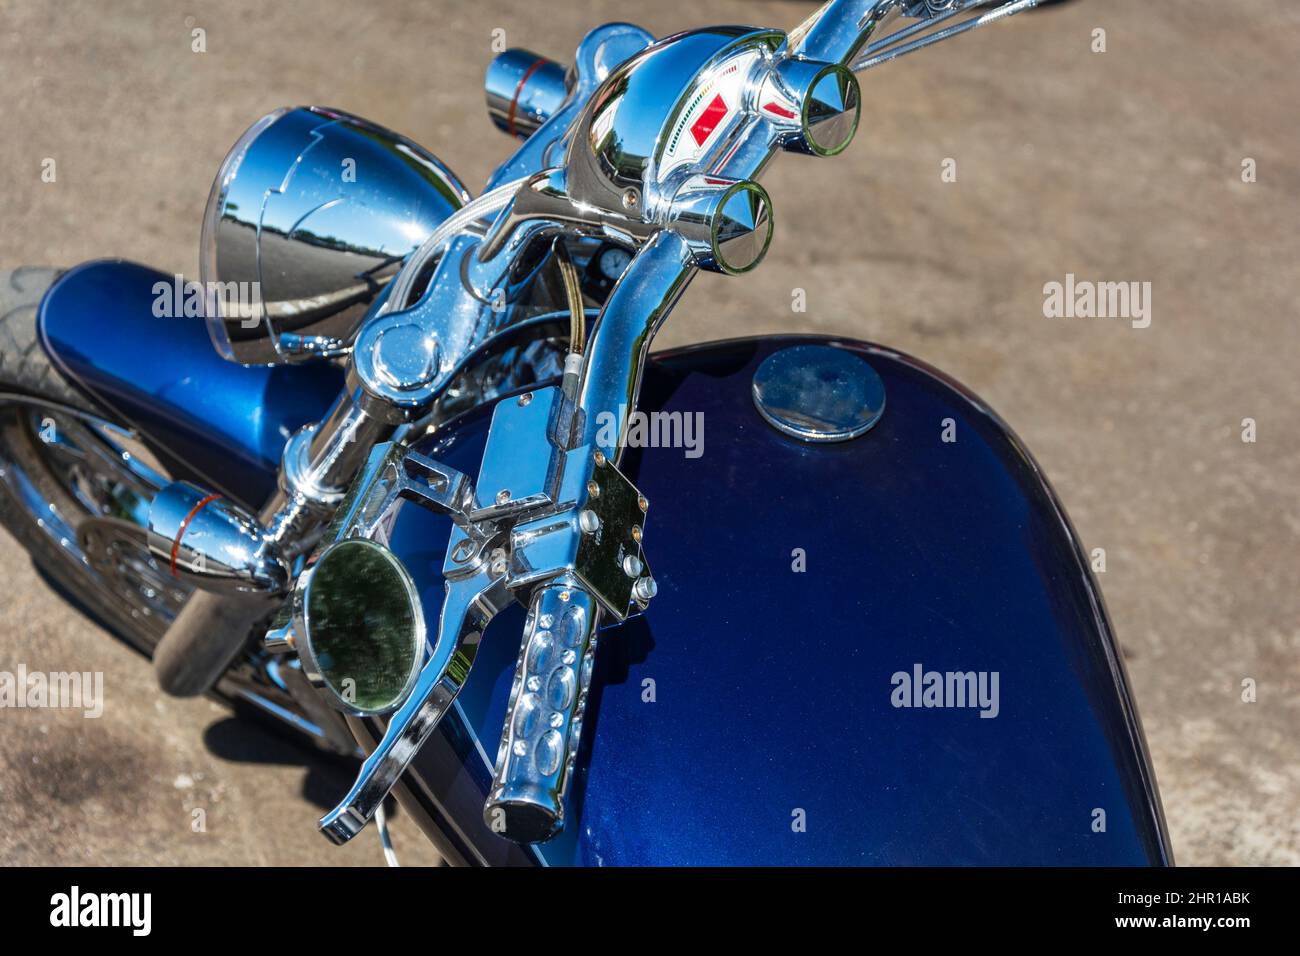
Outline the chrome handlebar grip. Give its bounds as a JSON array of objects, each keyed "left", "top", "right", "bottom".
[{"left": 483, "top": 581, "right": 600, "bottom": 843}]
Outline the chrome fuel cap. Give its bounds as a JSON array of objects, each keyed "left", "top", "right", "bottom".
[{"left": 751, "top": 344, "right": 885, "bottom": 442}]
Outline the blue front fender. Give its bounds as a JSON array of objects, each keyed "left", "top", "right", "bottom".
[{"left": 38, "top": 259, "right": 342, "bottom": 511}]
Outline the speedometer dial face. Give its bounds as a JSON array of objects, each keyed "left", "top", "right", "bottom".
[{"left": 658, "top": 49, "right": 762, "bottom": 179}]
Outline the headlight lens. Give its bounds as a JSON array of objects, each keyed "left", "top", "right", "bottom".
[{"left": 297, "top": 539, "right": 425, "bottom": 715}]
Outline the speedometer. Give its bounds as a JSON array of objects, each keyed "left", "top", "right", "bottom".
[{"left": 658, "top": 48, "right": 763, "bottom": 178}]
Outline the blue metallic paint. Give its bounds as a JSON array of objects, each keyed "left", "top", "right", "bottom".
[
  {"left": 38, "top": 260, "right": 343, "bottom": 510},
  {"left": 382, "top": 335, "right": 1171, "bottom": 866},
  {"left": 37, "top": 264, "right": 1170, "bottom": 864}
]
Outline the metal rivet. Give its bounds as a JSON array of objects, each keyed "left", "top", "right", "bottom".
[
  {"left": 622, "top": 555, "right": 643, "bottom": 578},
  {"left": 637, "top": 495, "right": 648, "bottom": 513},
  {"left": 593, "top": 450, "right": 606, "bottom": 467},
  {"left": 621, "top": 188, "right": 639, "bottom": 211},
  {"left": 558, "top": 589, "right": 572, "bottom": 602},
  {"left": 586, "top": 479, "right": 600, "bottom": 499},
  {"left": 579, "top": 510, "right": 600, "bottom": 534},
  {"left": 496, "top": 489, "right": 511, "bottom": 505},
  {"left": 631, "top": 525, "right": 642, "bottom": 544},
  {"left": 517, "top": 392, "right": 533, "bottom": 406}
]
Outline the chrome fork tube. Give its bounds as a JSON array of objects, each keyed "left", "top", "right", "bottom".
[{"left": 261, "top": 387, "right": 398, "bottom": 557}]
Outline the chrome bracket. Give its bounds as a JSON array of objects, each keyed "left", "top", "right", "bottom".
[{"left": 509, "top": 446, "right": 652, "bottom": 621}]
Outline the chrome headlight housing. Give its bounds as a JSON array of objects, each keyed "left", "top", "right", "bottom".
[{"left": 200, "top": 106, "right": 471, "bottom": 365}]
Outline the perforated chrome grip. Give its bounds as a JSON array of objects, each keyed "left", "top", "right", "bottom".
[{"left": 484, "top": 581, "right": 599, "bottom": 843}]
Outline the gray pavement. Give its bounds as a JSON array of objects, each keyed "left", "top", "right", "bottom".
[{"left": 0, "top": 0, "right": 1296, "bottom": 865}]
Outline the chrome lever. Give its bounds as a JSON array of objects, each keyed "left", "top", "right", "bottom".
[
  {"left": 319, "top": 558, "right": 512, "bottom": 844},
  {"left": 852, "top": 0, "right": 1038, "bottom": 72}
]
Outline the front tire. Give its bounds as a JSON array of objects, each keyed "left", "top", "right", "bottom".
[
  {"left": 0, "top": 267, "right": 357, "bottom": 757},
  {"left": 0, "top": 267, "right": 188, "bottom": 653}
]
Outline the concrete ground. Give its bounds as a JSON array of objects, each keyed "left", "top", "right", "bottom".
[{"left": 0, "top": 0, "right": 1296, "bottom": 866}]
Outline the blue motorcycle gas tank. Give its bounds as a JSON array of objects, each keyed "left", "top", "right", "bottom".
[{"left": 380, "top": 336, "right": 1172, "bottom": 866}]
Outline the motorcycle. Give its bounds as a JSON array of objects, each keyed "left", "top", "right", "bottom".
[{"left": 0, "top": 0, "right": 1172, "bottom": 865}]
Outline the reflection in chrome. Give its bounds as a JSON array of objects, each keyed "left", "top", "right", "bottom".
[
  {"left": 143, "top": 0, "right": 1043, "bottom": 847},
  {"left": 201, "top": 106, "right": 471, "bottom": 365},
  {"left": 751, "top": 344, "right": 887, "bottom": 442}
]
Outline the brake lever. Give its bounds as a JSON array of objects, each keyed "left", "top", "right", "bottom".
[
  {"left": 319, "top": 556, "right": 512, "bottom": 844},
  {"left": 313, "top": 446, "right": 512, "bottom": 845}
]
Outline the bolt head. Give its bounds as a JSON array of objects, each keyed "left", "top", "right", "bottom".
[
  {"left": 579, "top": 509, "right": 601, "bottom": 534},
  {"left": 633, "top": 575, "right": 657, "bottom": 603},
  {"left": 622, "top": 555, "right": 643, "bottom": 578}
]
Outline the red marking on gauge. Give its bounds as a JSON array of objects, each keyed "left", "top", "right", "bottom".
[
  {"left": 763, "top": 101, "right": 797, "bottom": 120},
  {"left": 690, "top": 94, "right": 729, "bottom": 146},
  {"left": 171, "top": 493, "right": 223, "bottom": 577}
]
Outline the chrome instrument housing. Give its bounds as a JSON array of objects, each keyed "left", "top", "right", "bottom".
[
  {"left": 201, "top": 106, "right": 471, "bottom": 366},
  {"left": 567, "top": 27, "right": 783, "bottom": 214}
]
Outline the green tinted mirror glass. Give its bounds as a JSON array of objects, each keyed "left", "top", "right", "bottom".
[{"left": 303, "top": 539, "right": 423, "bottom": 714}]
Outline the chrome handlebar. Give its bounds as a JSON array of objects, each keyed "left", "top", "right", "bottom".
[{"left": 309, "top": 0, "right": 1039, "bottom": 849}]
